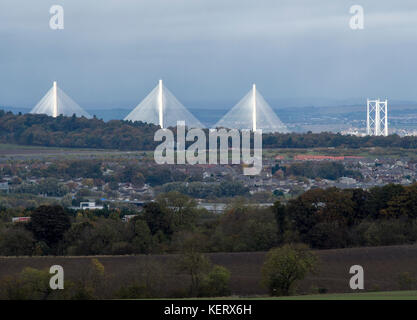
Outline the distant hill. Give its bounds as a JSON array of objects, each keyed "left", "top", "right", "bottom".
[
  {"left": 0, "top": 110, "right": 159, "bottom": 150},
  {"left": 2, "top": 110, "right": 417, "bottom": 150}
]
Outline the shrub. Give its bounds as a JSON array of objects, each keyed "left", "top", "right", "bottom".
[
  {"left": 177, "top": 250, "right": 211, "bottom": 296},
  {"left": 177, "top": 250, "right": 232, "bottom": 297},
  {"left": 70, "top": 258, "right": 108, "bottom": 299},
  {"left": 397, "top": 272, "right": 417, "bottom": 290},
  {"left": 0, "top": 267, "right": 51, "bottom": 300},
  {"left": 318, "top": 287, "right": 328, "bottom": 294},
  {"left": 116, "top": 260, "right": 165, "bottom": 299},
  {"left": 115, "top": 283, "right": 150, "bottom": 299},
  {"left": 199, "top": 265, "right": 231, "bottom": 297},
  {"left": 261, "top": 244, "right": 318, "bottom": 296}
]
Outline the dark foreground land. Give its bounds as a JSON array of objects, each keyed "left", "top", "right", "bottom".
[{"left": 1, "top": 244, "right": 417, "bottom": 296}]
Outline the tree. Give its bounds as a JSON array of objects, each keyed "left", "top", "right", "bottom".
[
  {"left": 63, "top": 220, "right": 94, "bottom": 255},
  {"left": 199, "top": 265, "right": 231, "bottom": 297},
  {"left": 272, "top": 201, "right": 287, "bottom": 245},
  {"left": 27, "top": 205, "right": 71, "bottom": 252},
  {"left": 177, "top": 250, "right": 212, "bottom": 296},
  {"left": 0, "top": 227, "right": 35, "bottom": 256},
  {"left": 307, "top": 221, "right": 349, "bottom": 249},
  {"left": 212, "top": 205, "right": 278, "bottom": 252},
  {"left": 83, "top": 218, "right": 127, "bottom": 255},
  {"left": 117, "top": 164, "right": 145, "bottom": 187},
  {"left": 286, "top": 188, "right": 355, "bottom": 245},
  {"left": 131, "top": 219, "right": 153, "bottom": 254},
  {"left": 367, "top": 184, "right": 405, "bottom": 218},
  {"left": 156, "top": 192, "right": 198, "bottom": 230},
  {"left": 115, "top": 260, "right": 164, "bottom": 299},
  {"left": 261, "top": 244, "right": 318, "bottom": 296},
  {"left": 71, "top": 258, "right": 107, "bottom": 299},
  {"left": 383, "top": 184, "right": 417, "bottom": 219},
  {"left": 142, "top": 202, "right": 172, "bottom": 236}
]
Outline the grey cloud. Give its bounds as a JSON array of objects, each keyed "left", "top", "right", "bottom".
[{"left": 0, "top": 0, "right": 417, "bottom": 109}]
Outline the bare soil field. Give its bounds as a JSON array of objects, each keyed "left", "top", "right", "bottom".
[{"left": 1, "top": 245, "right": 417, "bottom": 296}]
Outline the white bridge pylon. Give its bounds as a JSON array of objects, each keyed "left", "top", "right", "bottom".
[
  {"left": 214, "top": 84, "right": 288, "bottom": 133},
  {"left": 366, "top": 99, "right": 388, "bottom": 136},
  {"left": 30, "top": 81, "right": 91, "bottom": 118},
  {"left": 124, "top": 79, "right": 203, "bottom": 129}
]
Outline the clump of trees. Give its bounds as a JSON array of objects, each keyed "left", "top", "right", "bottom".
[
  {"left": 176, "top": 250, "right": 231, "bottom": 297},
  {"left": 276, "top": 183, "right": 417, "bottom": 249}
]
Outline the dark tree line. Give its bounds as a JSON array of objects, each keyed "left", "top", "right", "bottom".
[
  {"left": 3, "top": 184, "right": 417, "bottom": 256},
  {"left": 263, "top": 131, "right": 417, "bottom": 149},
  {"left": 273, "top": 183, "right": 417, "bottom": 249},
  {"left": 3, "top": 111, "right": 417, "bottom": 150},
  {"left": 0, "top": 111, "right": 159, "bottom": 150}
]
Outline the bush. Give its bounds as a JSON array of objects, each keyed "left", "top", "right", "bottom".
[
  {"left": 0, "top": 267, "right": 55, "bottom": 300},
  {"left": 177, "top": 250, "right": 232, "bottom": 297},
  {"left": 318, "top": 287, "right": 328, "bottom": 294},
  {"left": 115, "top": 283, "right": 150, "bottom": 299},
  {"left": 70, "top": 258, "right": 108, "bottom": 299},
  {"left": 177, "top": 250, "right": 211, "bottom": 296},
  {"left": 397, "top": 272, "right": 417, "bottom": 290},
  {"left": 199, "top": 265, "right": 231, "bottom": 297},
  {"left": 116, "top": 260, "right": 165, "bottom": 298},
  {"left": 261, "top": 244, "right": 318, "bottom": 296}
]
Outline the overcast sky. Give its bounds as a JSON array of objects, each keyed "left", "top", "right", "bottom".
[{"left": 1, "top": 0, "right": 417, "bottom": 109}]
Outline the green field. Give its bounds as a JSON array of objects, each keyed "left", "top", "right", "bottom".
[
  {"left": 169, "top": 291, "right": 417, "bottom": 300},
  {"left": 270, "top": 290, "right": 417, "bottom": 300},
  {"left": 0, "top": 143, "right": 155, "bottom": 161},
  {"left": 2, "top": 142, "right": 417, "bottom": 162}
]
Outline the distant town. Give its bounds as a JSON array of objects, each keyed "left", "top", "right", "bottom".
[{"left": 1, "top": 146, "right": 416, "bottom": 217}]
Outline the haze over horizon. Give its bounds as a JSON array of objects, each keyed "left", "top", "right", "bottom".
[{"left": 1, "top": 0, "right": 417, "bottom": 110}]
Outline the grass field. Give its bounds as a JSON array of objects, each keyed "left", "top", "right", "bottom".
[
  {"left": 2, "top": 142, "right": 417, "bottom": 161},
  {"left": 185, "top": 290, "right": 417, "bottom": 300},
  {"left": 271, "top": 290, "right": 417, "bottom": 300},
  {"left": 0, "top": 143, "right": 155, "bottom": 161}
]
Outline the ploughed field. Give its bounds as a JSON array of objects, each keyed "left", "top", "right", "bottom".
[{"left": 1, "top": 244, "right": 417, "bottom": 297}]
